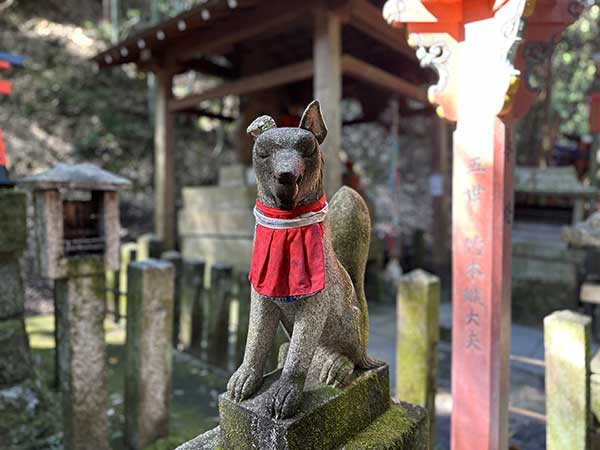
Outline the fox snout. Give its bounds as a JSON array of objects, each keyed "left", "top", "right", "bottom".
[{"left": 273, "top": 149, "right": 304, "bottom": 186}]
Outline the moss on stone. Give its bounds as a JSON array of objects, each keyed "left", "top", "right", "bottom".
[
  {"left": 0, "top": 319, "right": 32, "bottom": 386},
  {"left": 220, "top": 366, "right": 390, "bottom": 450},
  {"left": 343, "top": 402, "right": 428, "bottom": 450},
  {"left": 0, "top": 190, "right": 27, "bottom": 254},
  {"left": 0, "top": 376, "right": 61, "bottom": 450}
]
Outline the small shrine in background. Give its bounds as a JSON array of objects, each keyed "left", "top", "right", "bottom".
[{"left": 384, "top": 0, "right": 583, "bottom": 449}]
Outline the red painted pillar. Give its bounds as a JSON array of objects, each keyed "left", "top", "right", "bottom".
[{"left": 451, "top": 117, "right": 513, "bottom": 450}]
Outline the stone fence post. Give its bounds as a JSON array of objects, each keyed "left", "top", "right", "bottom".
[
  {"left": 396, "top": 269, "right": 440, "bottom": 449},
  {"left": 55, "top": 256, "right": 110, "bottom": 450},
  {"left": 236, "top": 269, "right": 251, "bottom": 365},
  {"left": 162, "top": 251, "right": 182, "bottom": 348},
  {"left": 125, "top": 259, "right": 175, "bottom": 450},
  {"left": 181, "top": 259, "right": 205, "bottom": 351},
  {"left": 207, "top": 263, "right": 233, "bottom": 368},
  {"left": 545, "top": 310, "right": 591, "bottom": 450}
]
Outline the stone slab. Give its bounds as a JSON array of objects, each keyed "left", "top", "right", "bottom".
[
  {"left": 581, "top": 282, "right": 600, "bottom": 304},
  {"left": 0, "top": 190, "right": 27, "bottom": 254},
  {"left": 0, "top": 254, "right": 25, "bottom": 319},
  {"left": 219, "top": 164, "right": 248, "bottom": 187},
  {"left": 181, "top": 237, "right": 253, "bottom": 269},
  {"left": 219, "top": 365, "right": 390, "bottom": 450},
  {"left": 179, "top": 210, "right": 255, "bottom": 235},
  {"left": 182, "top": 186, "right": 257, "bottom": 211},
  {"left": 0, "top": 319, "right": 32, "bottom": 387}
]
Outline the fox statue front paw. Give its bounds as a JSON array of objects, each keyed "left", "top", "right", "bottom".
[
  {"left": 269, "top": 377, "right": 303, "bottom": 420},
  {"left": 227, "top": 364, "right": 263, "bottom": 402}
]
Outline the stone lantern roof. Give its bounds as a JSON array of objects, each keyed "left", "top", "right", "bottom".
[{"left": 19, "top": 163, "right": 131, "bottom": 191}]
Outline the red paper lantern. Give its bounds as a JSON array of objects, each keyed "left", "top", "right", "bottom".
[{"left": 590, "top": 93, "right": 600, "bottom": 134}]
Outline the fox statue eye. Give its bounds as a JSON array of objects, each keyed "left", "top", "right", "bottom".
[{"left": 256, "top": 146, "right": 270, "bottom": 159}]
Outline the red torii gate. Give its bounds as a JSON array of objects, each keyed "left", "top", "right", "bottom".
[
  {"left": 383, "top": 0, "right": 582, "bottom": 449},
  {"left": 0, "top": 51, "right": 24, "bottom": 187}
]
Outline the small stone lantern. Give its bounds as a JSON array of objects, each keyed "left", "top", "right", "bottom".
[
  {"left": 20, "top": 163, "right": 130, "bottom": 450},
  {"left": 21, "top": 163, "right": 130, "bottom": 279}
]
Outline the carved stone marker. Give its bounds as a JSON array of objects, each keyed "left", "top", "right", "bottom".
[
  {"left": 125, "top": 259, "right": 175, "bottom": 449},
  {"left": 181, "top": 258, "right": 205, "bottom": 350}
]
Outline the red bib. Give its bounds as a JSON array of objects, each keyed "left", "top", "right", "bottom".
[{"left": 249, "top": 196, "right": 326, "bottom": 299}]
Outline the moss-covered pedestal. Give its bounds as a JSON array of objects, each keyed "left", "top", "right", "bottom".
[{"left": 177, "top": 364, "right": 428, "bottom": 450}]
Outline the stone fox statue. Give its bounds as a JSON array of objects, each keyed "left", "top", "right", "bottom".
[{"left": 227, "top": 100, "right": 379, "bottom": 420}]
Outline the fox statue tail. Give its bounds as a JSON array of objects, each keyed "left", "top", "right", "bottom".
[{"left": 329, "top": 186, "right": 380, "bottom": 369}]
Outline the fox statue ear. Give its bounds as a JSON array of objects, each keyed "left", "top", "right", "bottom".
[
  {"left": 300, "top": 100, "right": 327, "bottom": 145},
  {"left": 247, "top": 115, "right": 277, "bottom": 139}
]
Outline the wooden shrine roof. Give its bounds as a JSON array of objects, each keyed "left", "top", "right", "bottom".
[{"left": 93, "top": 0, "right": 433, "bottom": 117}]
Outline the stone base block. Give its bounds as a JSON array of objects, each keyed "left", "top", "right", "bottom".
[
  {"left": 177, "top": 364, "right": 428, "bottom": 450},
  {"left": 177, "top": 401, "right": 427, "bottom": 450},
  {"left": 219, "top": 365, "right": 389, "bottom": 450}
]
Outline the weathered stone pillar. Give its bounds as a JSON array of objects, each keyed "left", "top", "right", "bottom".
[
  {"left": 181, "top": 259, "right": 205, "bottom": 351},
  {"left": 162, "top": 250, "right": 182, "bottom": 348},
  {"left": 545, "top": 310, "right": 591, "bottom": 450},
  {"left": 0, "top": 191, "right": 31, "bottom": 386},
  {"left": 0, "top": 189, "right": 57, "bottom": 450},
  {"left": 137, "top": 233, "right": 163, "bottom": 261},
  {"left": 207, "top": 263, "right": 233, "bottom": 367},
  {"left": 125, "top": 259, "right": 175, "bottom": 450},
  {"left": 55, "top": 256, "right": 110, "bottom": 450},
  {"left": 396, "top": 269, "right": 440, "bottom": 448},
  {"left": 236, "top": 269, "right": 251, "bottom": 365}
]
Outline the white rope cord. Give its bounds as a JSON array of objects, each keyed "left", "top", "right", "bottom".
[{"left": 254, "top": 203, "right": 328, "bottom": 230}]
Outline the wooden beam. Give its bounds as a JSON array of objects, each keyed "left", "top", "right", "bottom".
[
  {"left": 154, "top": 70, "right": 177, "bottom": 250},
  {"left": 182, "top": 58, "right": 238, "bottom": 79},
  {"left": 347, "top": 0, "right": 415, "bottom": 60},
  {"left": 314, "top": 9, "right": 343, "bottom": 197},
  {"left": 169, "top": 60, "right": 314, "bottom": 112},
  {"left": 168, "top": 1, "right": 313, "bottom": 64},
  {"left": 341, "top": 54, "right": 428, "bottom": 102},
  {"left": 177, "top": 107, "right": 237, "bottom": 122}
]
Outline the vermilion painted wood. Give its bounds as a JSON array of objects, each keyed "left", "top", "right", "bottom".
[
  {"left": 0, "top": 80, "right": 11, "bottom": 95},
  {"left": 0, "top": 129, "right": 7, "bottom": 166},
  {"left": 451, "top": 117, "right": 513, "bottom": 450},
  {"left": 384, "top": 1, "right": 581, "bottom": 449},
  {"left": 0, "top": 61, "right": 11, "bottom": 70}
]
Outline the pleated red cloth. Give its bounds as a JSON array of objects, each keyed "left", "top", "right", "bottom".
[{"left": 249, "top": 196, "right": 326, "bottom": 299}]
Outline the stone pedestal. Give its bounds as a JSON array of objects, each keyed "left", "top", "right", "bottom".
[
  {"left": 176, "top": 365, "right": 428, "bottom": 450},
  {"left": 55, "top": 256, "right": 110, "bottom": 450},
  {"left": 125, "top": 259, "right": 175, "bottom": 450}
]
